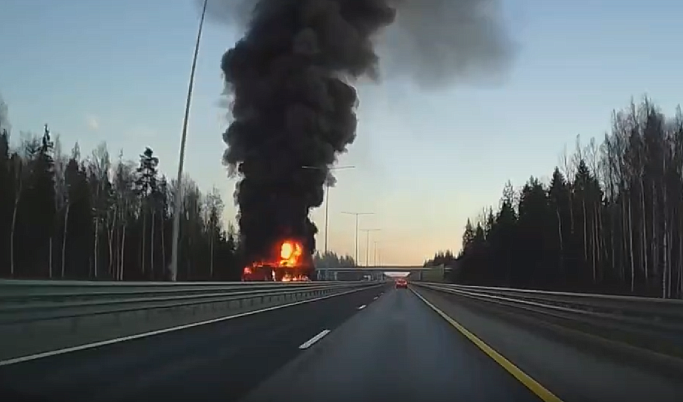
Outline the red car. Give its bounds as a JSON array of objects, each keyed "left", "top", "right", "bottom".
[{"left": 395, "top": 278, "right": 408, "bottom": 289}]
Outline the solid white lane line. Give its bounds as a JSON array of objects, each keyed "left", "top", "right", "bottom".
[
  {"left": 0, "top": 286, "right": 378, "bottom": 367},
  {"left": 298, "top": 330, "right": 331, "bottom": 349},
  {"left": 357, "top": 304, "right": 366, "bottom": 310}
]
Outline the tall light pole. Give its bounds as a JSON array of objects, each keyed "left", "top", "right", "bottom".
[
  {"left": 373, "top": 240, "right": 381, "bottom": 266},
  {"left": 360, "top": 229, "right": 380, "bottom": 267},
  {"left": 341, "top": 211, "right": 374, "bottom": 265},
  {"left": 301, "top": 165, "right": 355, "bottom": 253},
  {"left": 170, "top": 0, "right": 208, "bottom": 281}
]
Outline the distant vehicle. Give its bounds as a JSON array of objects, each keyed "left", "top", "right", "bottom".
[{"left": 395, "top": 278, "right": 408, "bottom": 289}]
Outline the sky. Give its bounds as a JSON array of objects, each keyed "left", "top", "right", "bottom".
[{"left": 1, "top": 0, "right": 681, "bottom": 266}]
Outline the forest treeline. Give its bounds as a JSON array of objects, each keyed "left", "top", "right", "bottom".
[
  {"left": 0, "top": 127, "right": 241, "bottom": 280},
  {"left": 425, "top": 97, "right": 683, "bottom": 298},
  {"left": 0, "top": 97, "right": 355, "bottom": 281},
  {"left": 313, "top": 251, "right": 357, "bottom": 268}
]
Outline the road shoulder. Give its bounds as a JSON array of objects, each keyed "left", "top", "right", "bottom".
[{"left": 412, "top": 285, "right": 683, "bottom": 402}]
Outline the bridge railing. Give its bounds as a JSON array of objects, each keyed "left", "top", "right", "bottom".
[{"left": 413, "top": 282, "right": 683, "bottom": 365}]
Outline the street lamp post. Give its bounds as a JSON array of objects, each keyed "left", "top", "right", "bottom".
[
  {"left": 301, "top": 165, "right": 355, "bottom": 254},
  {"left": 341, "top": 211, "right": 374, "bottom": 265},
  {"left": 373, "top": 240, "right": 380, "bottom": 266},
  {"left": 170, "top": 0, "right": 208, "bottom": 282},
  {"left": 360, "top": 229, "right": 380, "bottom": 267}
]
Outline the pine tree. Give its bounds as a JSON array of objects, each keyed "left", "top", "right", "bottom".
[
  {"left": 0, "top": 102, "right": 241, "bottom": 281},
  {"left": 441, "top": 97, "right": 683, "bottom": 298},
  {"left": 134, "top": 147, "right": 159, "bottom": 279}
]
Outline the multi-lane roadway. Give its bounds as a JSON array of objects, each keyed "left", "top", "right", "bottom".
[{"left": 1, "top": 283, "right": 682, "bottom": 402}]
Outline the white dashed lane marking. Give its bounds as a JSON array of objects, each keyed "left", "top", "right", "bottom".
[{"left": 299, "top": 330, "right": 331, "bottom": 349}]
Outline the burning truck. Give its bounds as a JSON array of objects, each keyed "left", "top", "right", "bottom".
[{"left": 241, "top": 239, "right": 313, "bottom": 282}]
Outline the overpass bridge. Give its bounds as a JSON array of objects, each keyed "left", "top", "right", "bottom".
[
  {"left": 315, "top": 266, "right": 431, "bottom": 272},
  {"left": 314, "top": 266, "right": 444, "bottom": 281}
]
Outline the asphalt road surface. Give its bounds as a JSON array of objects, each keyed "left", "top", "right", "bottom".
[
  {"left": 239, "top": 286, "right": 545, "bottom": 402},
  {"left": 412, "top": 286, "right": 683, "bottom": 402},
  {"left": 0, "top": 284, "right": 386, "bottom": 402},
  {"left": 6, "top": 282, "right": 674, "bottom": 402}
]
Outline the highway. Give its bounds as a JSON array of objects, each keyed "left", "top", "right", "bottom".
[
  {"left": 239, "top": 285, "right": 544, "bottom": 402},
  {"left": 1, "top": 283, "right": 682, "bottom": 402},
  {"left": 0, "top": 285, "right": 382, "bottom": 402}
]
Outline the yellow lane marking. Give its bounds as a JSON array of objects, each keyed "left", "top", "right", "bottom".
[{"left": 411, "top": 288, "right": 564, "bottom": 402}]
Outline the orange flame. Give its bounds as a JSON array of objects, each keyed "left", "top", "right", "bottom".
[
  {"left": 279, "top": 240, "right": 303, "bottom": 267},
  {"left": 241, "top": 239, "right": 309, "bottom": 281}
]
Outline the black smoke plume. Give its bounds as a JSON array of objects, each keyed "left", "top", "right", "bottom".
[{"left": 211, "top": 0, "right": 514, "bottom": 263}]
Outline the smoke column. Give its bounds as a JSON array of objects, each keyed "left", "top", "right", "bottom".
[
  {"left": 210, "top": 0, "right": 514, "bottom": 262},
  {"left": 0, "top": 94, "right": 9, "bottom": 133},
  {"left": 379, "top": 0, "right": 515, "bottom": 88}
]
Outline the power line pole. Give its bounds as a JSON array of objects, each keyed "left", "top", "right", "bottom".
[
  {"left": 170, "top": 0, "right": 208, "bottom": 282},
  {"left": 341, "top": 212, "right": 373, "bottom": 265},
  {"left": 360, "top": 229, "right": 380, "bottom": 267}
]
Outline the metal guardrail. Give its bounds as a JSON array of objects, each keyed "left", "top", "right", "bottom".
[
  {"left": 0, "top": 279, "right": 337, "bottom": 300},
  {"left": 0, "top": 280, "right": 384, "bottom": 361},
  {"left": 414, "top": 282, "right": 683, "bottom": 359},
  {"left": 0, "top": 280, "right": 378, "bottom": 325}
]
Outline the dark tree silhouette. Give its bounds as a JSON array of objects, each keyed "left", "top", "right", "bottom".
[
  {"left": 428, "top": 97, "right": 683, "bottom": 298},
  {"left": 0, "top": 113, "right": 242, "bottom": 281},
  {"left": 313, "top": 251, "right": 358, "bottom": 268}
]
